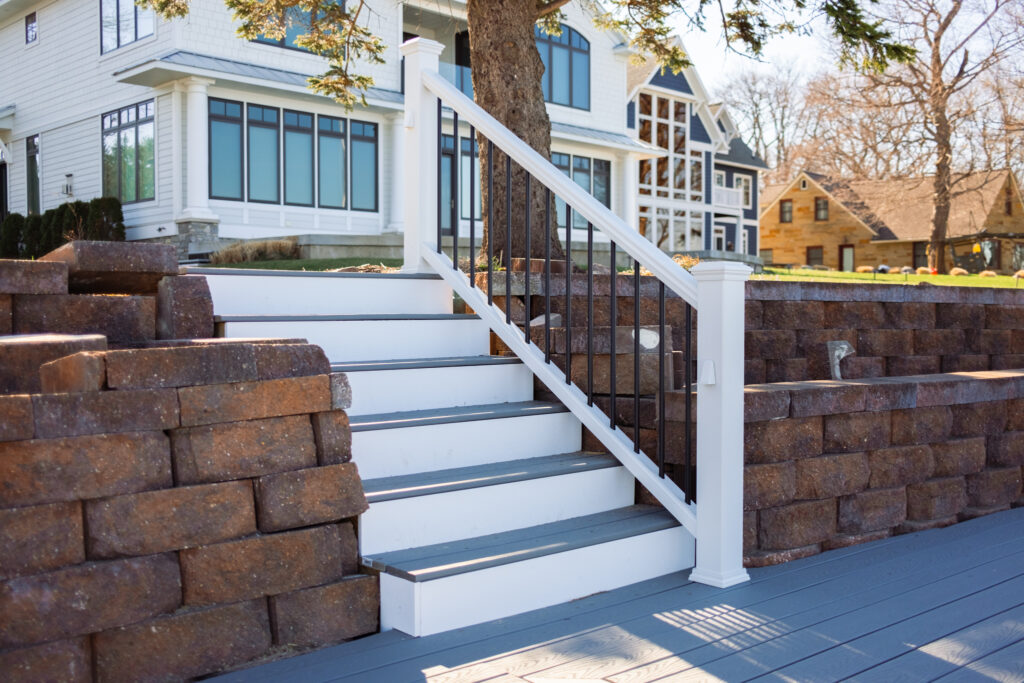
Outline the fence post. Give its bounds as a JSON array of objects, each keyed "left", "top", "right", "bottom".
[
  {"left": 689, "top": 260, "right": 751, "bottom": 588},
  {"left": 399, "top": 38, "right": 444, "bottom": 273}
]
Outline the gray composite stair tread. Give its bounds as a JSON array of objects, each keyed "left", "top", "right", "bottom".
[
  {"left": 349, "top": 401, "right": 568, "bottom": 433},
  {"left": 364, "top": 505, "right": 678, "bottom": 582},
  {"left": 215, "top": 313, "right": 480, "bottom": 323},
  {"left": 363, "top": 452, "right": 619, "bottom": 503},
  {"left": 182, "top": 266, "right": 442, "bottom": 279},
  {"left": 332, "top": 355, "right": 522, "bottom": 373}
]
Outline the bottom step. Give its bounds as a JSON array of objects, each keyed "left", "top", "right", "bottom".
[{"left": 368, "top": 506, "right": 694, "bottom": 636}]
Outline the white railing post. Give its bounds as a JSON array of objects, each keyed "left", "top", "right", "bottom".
[
  {"left": 689, "top": 261, "right": 751, "bottom": 588},
  {"left": 399, "top": 38, "right": 444, "bottom": 273}
]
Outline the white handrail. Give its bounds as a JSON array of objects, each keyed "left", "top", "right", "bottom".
[{"left": 422, "top": 71, "right": 699, "bottom": 306}]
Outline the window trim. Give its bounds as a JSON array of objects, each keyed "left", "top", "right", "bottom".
[
  {"left": 283, "top": 109, "right": 315, "bottom": 207},
  {"left": 246, "top": 104, "right": 281, "bottom": 205},
  {"left": 535, "top": 24, "right": 590, "bottom": 111},
  {"left": 101, "top": 100, "right": 156, "bottom": 205},
  {"left": 814, "top": 196, "right": 829, "bottom": 221},
  {"left": 208, "top": 98, "right": 245, "bottom": 201},
  {"left": 779, "top": 198, "right": 793, "bottom": 223}
]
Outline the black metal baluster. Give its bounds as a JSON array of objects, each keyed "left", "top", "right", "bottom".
[
  {"left": 436, "top": 99, "right": 442, "bottom": 254},
  {"left": 505, "top": 155, "right": 512, "bottom": 326},
  {"left": 586, "top": 221, "right": 594, "bottom": 406},
  {"left": 469, "top": 125, "right": 475, "bottom": 287},
  {"left": 524, "top": 174, "right": 531, "bottom": 344},
  {"left": 658, "top": 282, "right": 666, "bottom": 478},
  {"left": 451, "top": 112, "right": 459, "bottom": 268},
  {"left": 544, "top": 188, "right": 552, "bottom": 363},
  {"left": 609, "top": 241, "right": 617, "bottom": 429},
  {"left": 487, "top": 141, "right": 494, "bottom": 306},
  {"left": 633, "top": 261, "right": 640, "bottom": 454},
  {"left": 685, "top": 303, "right": 693, "bottom": 502},
  {"left": 564, "top": 202, "right": 572, "bottom": 385}
]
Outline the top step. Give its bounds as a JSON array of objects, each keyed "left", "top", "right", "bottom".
[{"left": 183, "top": 267, "right": 453, "bottom": 317}]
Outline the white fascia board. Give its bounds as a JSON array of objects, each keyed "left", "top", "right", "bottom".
[{"left": 716, "top": 159, "right": 768, "bottom": 173}]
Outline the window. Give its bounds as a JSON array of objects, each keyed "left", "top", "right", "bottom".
[
  {"left": 814, "top": 197, "right": 828, "bottom": 221},
  {"left": 318, "top": 116, "right": 346, "bottom": 209},
  {"left": 25, "top": 13, "right": 37, "bottom": 44},
  {"left": 26, "top": 135, "right": 40, "bottom": 215},
  {"left": 780, "top": 199, "right": 793, "bottom": 223},
  {"left": 636, "top": 93, "right": 697, "bottom": 201},
  {"left": 247, "top": 105, "right": 279, "bottom": 203},
  {"left": 713, "top": 225, "right": 725, "bottom": 250},
  {"left": 1006, "top": 185, "right": 1014, "bottom": 216},
  {"left": 459, "top": 136, "right": 481, "bottom": 220},
  {"left": 255, "top": 5, "right": 311, "bottom": 51},
  {"left": 800, "top": 179, "right": 808, "bottom": 190},
  {"left": 209, "top": 98, "right": 243, "bottom": 200},
  {"left": 741, "top": 227, "right": 749, "bottom": 255},
  {"left": 714, "top": 170, "right": 725, "bottom": 187},
  {"left": 350, "top": 121, "right": 377, "bottom": 211},
  {"left": 553, "top": 153, "right": 610, "bottom": 229},
  {"left": 735, "top": 175, "right": 752, "bottom": 208},
  {"left": 913, "top": 242, "right": 928, "bottom": 269},
  {"left": 101, "top": 0, "right": 154, "bottom": 53},
  {"left": 102, "top": 100, "right": 155, "bottom": 203},
  {"left": 454, "top": 30, "right": 473, "bottom": 98},
  {"left": 284, "top": 110, "right": 314, "bottom": 206},
  {"left": 535, "top": 25, "right": 589, "bottom": 110},
  {"left": 807, "top": 246, "right": 824, "bottom": 266}
]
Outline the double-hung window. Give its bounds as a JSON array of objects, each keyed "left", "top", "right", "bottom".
[
  {"left": 814, "top": 197, "right": 829, "bottom": 221},
  {"left": 25, "top": 13, "right": 37, "bottom": 44},
  {"left": 247, "top": 105, "right": 279, "bottom": 203},
  {"left": 101, "top": 101, "right": 155, "bottom": 203},
  {"left": 349, "top": 121, "right": 377, "bottom": 211},
  {"left": 100, "top": 0, "right": 154, "bottom": 53},
  {"left": 209, "top": 99, "right": 244, "bottom": 200},
  {"left": 284, "top": 110, "right": 314, "bottom": 206},
  {"left": 553, "top": 152, "right": 610, "bottom": 228},
  {"left": 780, "top": 199, "right": 793, "bottom": 223},
  {"left": 318, "top": 116, "right": 347, "bottom": 209},
  {"left": 535, "top": 25, "right": 589, "bottom": 110},
  {"left": 735, "top": 175, "right": 752, "bottom": 208}
]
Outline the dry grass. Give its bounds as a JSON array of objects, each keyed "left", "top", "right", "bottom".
[
  {"left": 855, "top": 265, "right": 875, "bottom": 273},
  {"left": 979, "top": 270, "right": 999, "bottom": 277},
  {"left": 1016, "top": 270, "right": 1024, "bottom": 279},
  {"left": 949, "top": 267, "right": 969, "bottom": 276},
  {"left": 916, "top": 266, "right": 932, "bottom": 275},
  {"left": 210, "top": 239, "right": 300, "bottom": 265}
]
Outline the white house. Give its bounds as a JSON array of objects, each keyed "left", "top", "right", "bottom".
[{"left": 0, "top": 0, "right": 765, "bottom": 260}]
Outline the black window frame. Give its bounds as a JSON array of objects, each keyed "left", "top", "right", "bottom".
[
  {"left": 101, "top": 99, "right": 156, "bottom": 204},
  {"left": 99, "top": 0, "right": 154, "bottom": 54},
  {"left": 208, "top": 97, "right": 244, "bottom": 201},
  {"left": 26, "top": 135, "right": 40, "bottom": 216},
  {"left": 807, "top": 245, "right": 824, "bottom": 266},
  {"left": 535, "top": 24, "right": 590, "bottom": 111},
  {"left": 349, "top": 119, "right": 378, "bottom": 212},
  {"left": 283, "top": 109, "right": 315, "bottom": 207},
  {"left": 913, "top": 241, "right": 928, "bottom": 269},
  {"left": 317, "top": 114, "right": 347, "bottom": 210},
  {"left": 246, "top": 104, "right": 281, "bottom": 204},
  {"left": 780, "top": 199, "right": 793, "bottom": 223},
  {"left": 25, "top": 13, "right": 37, "bottom": 44},
  {"left": 814, "top": 196, "right": 829, "bottom": 221}
]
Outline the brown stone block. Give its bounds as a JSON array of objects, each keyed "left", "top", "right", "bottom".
[
  {"left": 596, "top": 394, "right": 658, "bottom": 429},
  {"left": 838, "top": 487, "right": 907, "bottom": 534},
  {"left": 966, "top": 329, "right": 1012, "bottom": 355},
  {"left": 789, "top": 382, "right": 867, "bottom": 417},
  {"left": 40, "top": 241, "right": 178, "bottom": 294},
  {"left": 822, "top": 529, "right": 891, "bottom": 551},
  {"left": 253, "top": 343, "right": 331, "bottom": 380},
  {"left": 743, "top": 386, "right": 790, "bottom": 422},
  {"left": 796, "top": 328, "right": 858, "bottom": 358},
  {"left": 0, "top": 333, "right": 107, "bottom": 394},
  {"left": 932, "top": 437, "right": 987, "bottom": 477},
  {"left": 855, "top": 378, "right": 917, "bottom": 412},
  {"left": 887, "top": 355, "right": 941, "bottom": 377},
  {"left": 0, "top": 395, "right": 33, "bottom": 442},
  {"left": 745, "top": 359, "right": 766, "bottom": 385},
  {"left": 765, "top": 359, "right": 808, "bottom": 383},
  {"left": 914, "top": 329, "right": 966, "bottom": 356},
  {"left": 868, "top": 445, "right": 934, "bottom": 488},
  {"left": 32, "top": 388, "right": 179, "bottom": 439},
  {"left": 858, "top": 329, "right": 914, "bottom": 357},
  {"left": 959, "top": 504, "right": 1011, "bottom": 520},
  {"left": 330, "top": 372, "right": 353, "bottom": 410},
  {"left": 952, "top": 401, "right": 1008, "bottom": 436},
  {"left": 884, "top": 302, "right": 935, "bottom": 329},
  {"left": 94, "top": 599, "right": 271, "bottom": 682},
  {"left": 255, "top": 463, "right": 367, "bottom": 533},
  {"left": 0, "top": 294, "right": 11, "bottom": 335},
  {"left": 0, "top": 638, "right": 91, "bottom": 683},
  {"left": 745, "top": 330, "right": 797, "bottom": 360},
  {"left": 39, "top": 351, "right": 107, "bottom": 393},
  {"left": 744, "top": 462, "right": 796, "bottom": 511},
  {"left": 986, "top": 304, "right": 1024, "bottom": 330},
  {"left": 527, "top": 325, "right": 673, "bottom": 356},
  {"left": 13, "top": 294, "right": 156, "bottom": 343},
  {"left": 941, "top": 355, "right": 991, "bottom": 373},
  {"left": 758, "top": 499, "right": 836, "bottom": 550},
  {"left": 0, "top": 260, "right": 68, "bottom": 295},
  {"left": 896, "top": 516, "right": 958, "bottom": 534},
  {"left": 745, "top": 300, "right": 763, "bottom": 330},
  {"left": 156, "top": 274, "right": 214, "bottom": 339},
  {"left": 1014, "top": 335, "right": 1024, "bottom": 355},
  {"left": 1009, "top": 399, "right": 1024, "bottom": 431},
  {"left": 824, "top": 302, "right": 884, "bottom": 329},
  {"left": 991, "top": 354, "right": 1024, "bottom": 370},
  {"left": 86, "top": 480, "right": 255, "bottom": 558},
  {"left": 891, "top": 406, "right": 953, "bottom": 445},
  {"left": 104, "top": 343, "right": 259, "bottom": 389},
  {"left": 0, "top": 431, "right": 172, "bottom": 508},
  {"left": 0, "top": 553, "right": 180, "bottom": 647},
  {"left": 0, "top": 501, "right": 83, "bottom": 580},
  {"left": 906, "top": 477, "right": 967, "bottom": 521},
  {"left": 936, "top": 304, "right": 985, "bottom": 329},
  {"left": 553, "top": 352, "right": 670, "bottom": 395},
  {"left": 745, "top": 417, "right": 823, "bottom": 464},
  {"left": 987, "top": 431, "right": 1024, "bottom": 467},
  {"left": 311, "top": 410, "right": 352, "bottom": 465},
  {"left": 270, "top": 574, "right": 379, "bottom": 649},
  {"left": 762, "top": 301, "right": 824, "bottom": 330},
  {"left": 172, "top": 414, "right": 317, "bottom": 485},
  {"left": 180, "top": 524, "right": 350, "bottom": 606},
  {"left": 823, "top": 411, "right": 891, "bottom": 453},
  {"left": 840, "top": 356, "right": 886, "bottom": 380},
  {"left": 795, "top": 453, "right": 870, "bottom": 500},
  {"left": 966, "top": 467, "right": 1022, "bottom": 508},
  {"left": 178, "top": 375, "right": 330, "bottom": 426},
  {"left": 744, "top": 511, "right": 757, "bottom": 553},
  {"left": 744, "top": 544, "right": 821, "bottom": 568}
]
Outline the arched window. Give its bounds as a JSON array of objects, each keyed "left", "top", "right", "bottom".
[{"left": 535, "top": 25, "right": 590, "bottom": 110}]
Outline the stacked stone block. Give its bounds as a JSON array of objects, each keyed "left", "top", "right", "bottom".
[{"left": 0, "top": 339, "right": 374, "bottom": 681}]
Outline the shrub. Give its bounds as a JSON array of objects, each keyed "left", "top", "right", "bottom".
[
  {"left": 916, "top": 266, "right": 931, "bottom": 275},
  {"left": 21, "top": 215, "right": 43, "bottom": 259},
  {"left": 85, "top": 197, "right": 126, "bottom": 242},
  {"left": 978, "top": 270, "right": 998, "bottom": 277},
  {"left": 61, "top": 201, "right": 91, "bottom": 241},
  {"left": 210, "top": 238, "right": 300, "bottom": 264},
  {"left": 0, "top": 213, "right": 24, "bottom": 258},
  {"left": 949, "top": 267, "right": 968, "bottom": 276}
]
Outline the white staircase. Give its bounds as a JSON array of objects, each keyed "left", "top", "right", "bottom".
[{"left": 192, "top": 266, "right": 695, "bottom": 637}]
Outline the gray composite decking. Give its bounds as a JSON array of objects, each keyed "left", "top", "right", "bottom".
[{"left": 214, "top": 507, "right": 1024, "bottom": 683}]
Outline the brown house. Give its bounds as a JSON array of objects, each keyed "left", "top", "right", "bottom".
[{"left": 759, "top": 170, "right": 1024, "bottom": 273}]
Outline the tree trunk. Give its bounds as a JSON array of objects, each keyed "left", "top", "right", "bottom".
[
  {"left": 928, "top": 111, "right": 952, "bottom": 273},
  {"left": 467, "top": 0, "right": 565, "bottom": 264}
]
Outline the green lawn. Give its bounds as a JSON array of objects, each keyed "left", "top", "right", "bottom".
[
  {"left": 210, "top": 257, "right": 403, "bottom": 271},
  {"left": 754, "top": 267, "right": 1024, "bottom": 289}
]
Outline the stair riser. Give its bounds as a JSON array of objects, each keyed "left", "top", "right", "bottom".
[
  {"left": 351, "top": 412, "right": 582, "bottom": 479},
  {"left": 359, "top": 466, "right": 635, "bottom": 555},
  {"left": 346, "top": 363, "right": 534, "bottom": 416},
  {"left": 201, "top": 274, "right": 453, "bottom": 316},
  {"left": 380, "top": 526, "right": 695, "bottom": 636},
  {"left": 218, "top": 318, "right": 490, "bottom": 362}
]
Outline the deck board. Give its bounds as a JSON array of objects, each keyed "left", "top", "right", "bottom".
[{"left": 213, "top": 507, "right": 1024, "bottom": 683}]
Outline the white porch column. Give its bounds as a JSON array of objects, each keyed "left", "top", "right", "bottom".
[
  {"left": 619, "top": 151, "right": 638, "bottom": 236},
  {"left": 399, "top": 38, "right": 444, "bottom": 273},
  {"left": 386, "top": 111, "right": 405, "bottom": 233},
  {"left": 179, "top": 77, "right": 216, "bottom": 222},
  {"left": 689, "top": 261, "right": 751, "bottom": 589}
]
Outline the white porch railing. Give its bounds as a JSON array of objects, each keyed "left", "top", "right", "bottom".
[
  {"left": 400, "top": 38, "right": 750, "bottom": 588},
  {"left": 714, "top": 186, "right": 744, "bottom": 210}
]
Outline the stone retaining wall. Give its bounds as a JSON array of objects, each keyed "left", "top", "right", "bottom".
[{"left": 735, "top": 371, "right": 1024, "bottom": 567}]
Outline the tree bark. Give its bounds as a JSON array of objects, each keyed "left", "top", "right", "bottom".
[
  {"left": 467, "top": 0, "right": 565, "bottom": 264},
  {"left": 929, "top": 103, "right": 952, "bottom": 273}
]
